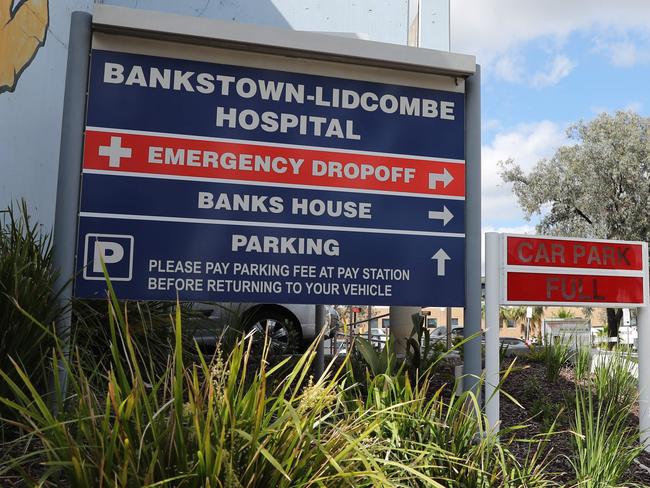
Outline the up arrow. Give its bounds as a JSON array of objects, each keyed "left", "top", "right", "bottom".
[
  {"left": 431, "top": 249, "right": 451, "bottom": 276},
  {"left": 428, "top": 168, "right": 453, "bottom": 189},
  {"left": 428, "top": 206, "right": 454, "bottom": 226}
]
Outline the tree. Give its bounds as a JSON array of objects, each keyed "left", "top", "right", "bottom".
[
  {"left": 500, "top": 306, "right": 526, "bottom": 330},
  {"left": 554, "top": 308, "right": 575, "bottom": 319},
  {"left": 335, "top": 305, "right": 371, "bottom": 330},
  {"left": 500, "top": 111, "right": 650, "bottom": 340},
  {"left": 527, "top": 306, "right": 544, "bottom": 340}
]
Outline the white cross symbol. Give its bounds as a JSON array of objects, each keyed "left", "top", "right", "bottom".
[{"left": 98, "top": 136, "right": 132, "bottom": 168}]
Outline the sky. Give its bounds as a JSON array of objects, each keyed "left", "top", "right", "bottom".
[{"left": 449, "top": 0, "right": 650, "bottom": 238}]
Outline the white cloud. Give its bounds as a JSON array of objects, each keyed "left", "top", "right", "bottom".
[
  {"left": 593, "top": 37, "right": 650, "bottom": 67},
  {"left": 531, "top": 54, "right": 576, "bottom": 87},
  {"left": 451, "top": 0, "right": 650, "bottom": 64},
  {"left": 481, "top": 224, "right": 536, "bottom": 272},
  {"left": 624, "top": 101, "right": 643, "bottom": 112},
  {"left": 484, "top": 118, "right": 502, "bottom": 132},
  {"left": 483, "top": 224, "right": 536, "bottom": 235},
  {"left": 482, "top": 121, "right": 569, "bottom": 227},
  {"left": 606, "top": 41, "right": 643, "bottom": 67},
  {"left": 590, "top": 101, "right": 643, "bottom": 114},
  {"left": 493, "top": 54, "right": 524, "bottom": 82}
]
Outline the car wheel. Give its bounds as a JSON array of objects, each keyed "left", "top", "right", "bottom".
[{"left": 245, "top": 309, "right": 302, "bottom": 355}]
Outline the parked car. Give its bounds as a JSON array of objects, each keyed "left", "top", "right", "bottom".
[
  {"left": 499, "top": 337, "right": 531, "bottom": 357},
  {"left": 430, "top": 326, "right": 464, "bottom": 342},
  {"left": 192, "top": 303, "right": 339, "bottom": 353},
  {"left": 369, "top": 327, "right": 387, "bottom": 349}
]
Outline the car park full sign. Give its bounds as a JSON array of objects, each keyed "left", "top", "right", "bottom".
[
  {"left": 74, "top": 30, "right": 468, "bottom": 306},
  {"left": 502, "top": 235, "right": 649, "bottom": 307}
]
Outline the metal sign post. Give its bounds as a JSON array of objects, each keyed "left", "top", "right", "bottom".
[
  {"left": 463, "top": 65, "right": 481, "bottom": 393},
  {"left": 51, "top": 11, "right": 92, "bottom": 407},
  {"left": 314, "top": 304, "right": 325, "bottom": 378},
  {"left": 639, "top": 305, "right": 650, "bottom": 450},
  {"left": 484, "top": 232, "right": 500, "bottom": 430}
]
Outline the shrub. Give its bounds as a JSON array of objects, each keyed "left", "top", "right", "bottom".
[
  {"left": 530, "top": 397, "right": 562, "bottom": 432},
  {"left": 0, "top": 201, "right": 59, "bottom": 420},
  {"left": 343, "top": 361, "right": 555, "bottom": 487},
  {"left": 592, "top": 349, "right": 637, "bottom": 409},
  {"left": 569, "top": 386, "right": 642, "bottom": 487},
  {"left": 70, "top": 298, "right": 204, "bottom": 386},
  {"left": 533, "top": 337, "right": 573, "bottom": 383},
  {"left": 1, "top": 280, "right": 557, "bottom": 487},
  {"left": 1, "top": 294, "right": 390, "bottom": 486},
  {"left": 574, "top": 345, "right": 591, "bottom": 381}
]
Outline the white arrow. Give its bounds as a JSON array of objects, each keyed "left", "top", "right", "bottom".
[
  {"left": 427, "top": 205, "right": 454, "bottom": 226},
  {"left": 431, "top": 249, "right": 451, "bottom": 276},
  {"left": 428, "top": 168, "right": 453, "bottom": 189}
]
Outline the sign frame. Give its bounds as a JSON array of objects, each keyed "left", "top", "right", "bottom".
[
  {"left": 53, "top": 4, "right": 481, "bottom": 391},
  {"left": 484, "top": 231, "right": 650, "bottom": 438},
  {"left": 66, "top": 4, "right": 477, "bottom": 307},
  {"left": 500, "top": 233, "right": 649, "bottom": 308}
]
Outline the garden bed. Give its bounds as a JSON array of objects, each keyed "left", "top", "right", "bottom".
[{"left": 501, "top": 357, "right": 650, "bottom": 486}]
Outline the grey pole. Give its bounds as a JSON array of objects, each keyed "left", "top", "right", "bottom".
[
  {"left": 484, "top": 232, "right": 500, "bottom": 431},
  {"left": 639, "top": 304, "right": 650, "bottom": 451},
  {"left": 446, "top": 307, "right": 452, "bottom": 350},
  {"left": 638, "top": 242, "right": 650, "bottom": 451},
  {"left": 314, "top": 304, "right": 325, "bottom": 378},
  {"left": 348, "top": 307, "right": 353, "bottom": 351},
  {"left": 51, "top": 11, "right": 92, "bottom": 406},
  {"left": 463, "top": 64, "right": 482, "bottom": 394}
]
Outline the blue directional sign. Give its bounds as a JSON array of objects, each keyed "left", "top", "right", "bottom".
[{"left": 75, "top": 46, "right": 466, "bottom": 306}]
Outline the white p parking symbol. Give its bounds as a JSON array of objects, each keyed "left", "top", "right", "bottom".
[
  {"left": 83, "top": 234, "right": 134, "bottom": 281},
  {"left": 93, "top": 241, "right": 125, "bottom": 273}
]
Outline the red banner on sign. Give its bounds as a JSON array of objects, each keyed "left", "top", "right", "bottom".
[
  {"left": 506, "top": 236, "right": 644, "bottom": 271},
  {"left": 82, "top": 129, "right": 466, "bottom": 197},
  {"left": 506, "top": 272, "right": 645, "bottom": 305}
]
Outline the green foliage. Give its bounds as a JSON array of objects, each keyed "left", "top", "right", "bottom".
[
  {"left": 500, "top": 111, "right": 650, "bottom": 241},
  {"left": 0, "top": 277, "right": 558, "bottom": 487},
  {"left": 354, "top": 335, "right": 396, "bottom": 376},
  {"left": 569, "top": 387, "right": 643, "bottom": 487},
  {"left": 546, "top": 342, "right": 573, "bottom": 383},
  {"left": 530, "top": 397, "right": 562, "bottom": 433},
  {"left": 526, "top": 344, "right": 547, "bottom": 363},
  {"left": 499, "top": 341, "right": 511, "bottom": 364},
  {"left": 355, "top": 313, "right": 452, "bottom": 378},
  {"left": 1, "top": 295, "right": 384, "bottom": 486},
  {"left": 592, "top": 350, "right": 637, "bottom": 409},
  {"left": 343, "top": 362, "right": 555, "bottom": 487},
  {"left": 405, "top": 312, "right": 445, "bottom": 373},
  {"left": 532, "top": 337, "right": 574, "bottom": 382},
  {"left": 522, "top": 376, "right": 541, "bottom": 397},
  {"left": 554, "top": 308, "right": 575, "bottom": 319},
  {"left": 0, "top": 201, "right": 59, "bottom": 417},
  {"left": 574, "top": 346, "right": 592, "bottom": 381},
  {"left": 500, "top": 306, "right": 526, "bottom": 329},
  {"left": 594, "top": 327, "right": 610, "bottom": 350},
  {"left": 70, "top": 298, "right": 203, "bottom": 385}
]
